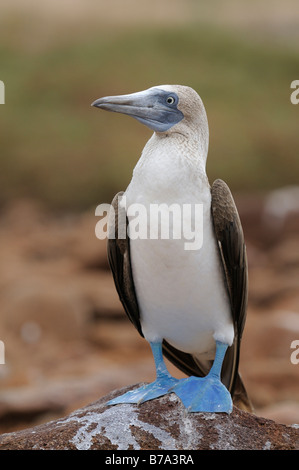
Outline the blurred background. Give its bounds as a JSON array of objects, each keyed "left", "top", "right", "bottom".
[{"left": 0, "top": 0, "right": 299, "bottom": 433}]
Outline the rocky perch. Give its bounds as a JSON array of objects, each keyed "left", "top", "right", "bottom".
[{"left": 0, "top": 384, "right": 298, "bottom": 450}]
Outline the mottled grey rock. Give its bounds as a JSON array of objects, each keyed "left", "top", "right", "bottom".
[{"left": 0, "top": 384, "right": 298, "bottom": 450}]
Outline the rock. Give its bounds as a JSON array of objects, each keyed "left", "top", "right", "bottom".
[{"left": 0, "top": 384, "right": 298, "bottom": 450}]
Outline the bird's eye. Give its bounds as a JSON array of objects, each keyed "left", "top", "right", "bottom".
[{"left": 166, "top": 96, "right": 175, "bottom": 105}]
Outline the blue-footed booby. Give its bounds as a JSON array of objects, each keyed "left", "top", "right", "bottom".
[{"left": 92, "top": 85, "right": 251, "bottom": 413}]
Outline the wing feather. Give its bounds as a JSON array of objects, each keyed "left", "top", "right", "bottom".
[
  {"left": 107, "top": 192, "right": 143, "bottom": 337},
  {"left": 210, "top": 179, "right": 251, "bottom": 410}
]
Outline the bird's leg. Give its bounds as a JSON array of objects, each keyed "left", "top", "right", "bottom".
[
  {"left": 107, "top": 341, "right": 179, "bottom": 406},
  {"left": 171, "top": 341, "right": 233, "bottom": 413},
  {"left": 150, "top": 341, "right": 173, "bottom": 380}
]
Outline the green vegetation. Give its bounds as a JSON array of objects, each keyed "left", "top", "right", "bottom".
[{"left": 0, "top": 23, "right": 298, "bottom": 209}]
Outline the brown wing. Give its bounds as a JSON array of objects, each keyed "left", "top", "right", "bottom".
[
  {"left": 107, "top": 192, "right": 143, "bottom": 337},
  {"left": 210, "top": 179, "right": 251, "bottom": 410},
  {"left": 211, "top": 179, "right": 248, "bottom": 335}
]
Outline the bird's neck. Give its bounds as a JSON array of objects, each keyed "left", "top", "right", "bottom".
[
  {"left": 140, "top": 132, "right": 208, "bottom": 177},
  {"left": 128, "top": 132, "right": 210, "bottom": 201}
]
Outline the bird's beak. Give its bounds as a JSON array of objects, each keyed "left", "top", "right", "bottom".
[{"left": 91, "top": 88, "right": 183, "bottom": 132}]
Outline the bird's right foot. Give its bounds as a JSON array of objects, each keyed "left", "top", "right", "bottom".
[{"left": 107, "top": 375, "right": 180, "bottom": 406}]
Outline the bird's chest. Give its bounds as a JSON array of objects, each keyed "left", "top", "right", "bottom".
[
  {"left": 127, "top": 221, "right": 228, "bottom": 354},
  {"left": 127, "top": 205, "right": 217, "bottom": 297},
  {"left": 122, "top": 141, "right": 232, "bottom": 351},
  {"left": 125, "top": 182, "right": 223, "bottom": 333},
  {"left": 124, "top": 145, "right": 215, "bottom": 302}
]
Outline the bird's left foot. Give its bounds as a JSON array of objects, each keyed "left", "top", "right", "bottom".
[
  {"left": 107, "top": 375, "right": 180, "bottom": 406},
  {"left": 171, "top": 375, "right": 233, "bottom": 413}
]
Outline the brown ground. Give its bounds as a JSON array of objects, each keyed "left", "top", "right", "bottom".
[{"left": 0, "top": 193, "right": 298, "bottom": 434}]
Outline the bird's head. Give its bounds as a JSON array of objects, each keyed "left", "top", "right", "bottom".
[{"left": 92, "top": 85, "right": 209, "bottom": 146}]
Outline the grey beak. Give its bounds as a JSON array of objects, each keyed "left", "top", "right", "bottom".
[{"left": 91, "top": 88, "right": 183, "bottom": 132}]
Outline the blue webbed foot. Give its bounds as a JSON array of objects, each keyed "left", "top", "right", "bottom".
[
  {"left": 107, "top": 340, "right": 232, "bottom": 413},
  {"left": 172, "top": 341, "right": 233, "bottom": 413},
  {"left": 171, "top": 375, "right": 233, "bottom": 413},
  {"left": 107, "top": 375, "right": 179, "bottom": 406},
  {"left": 107, "top": 341, "right": 179, "bottom": 406}
]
